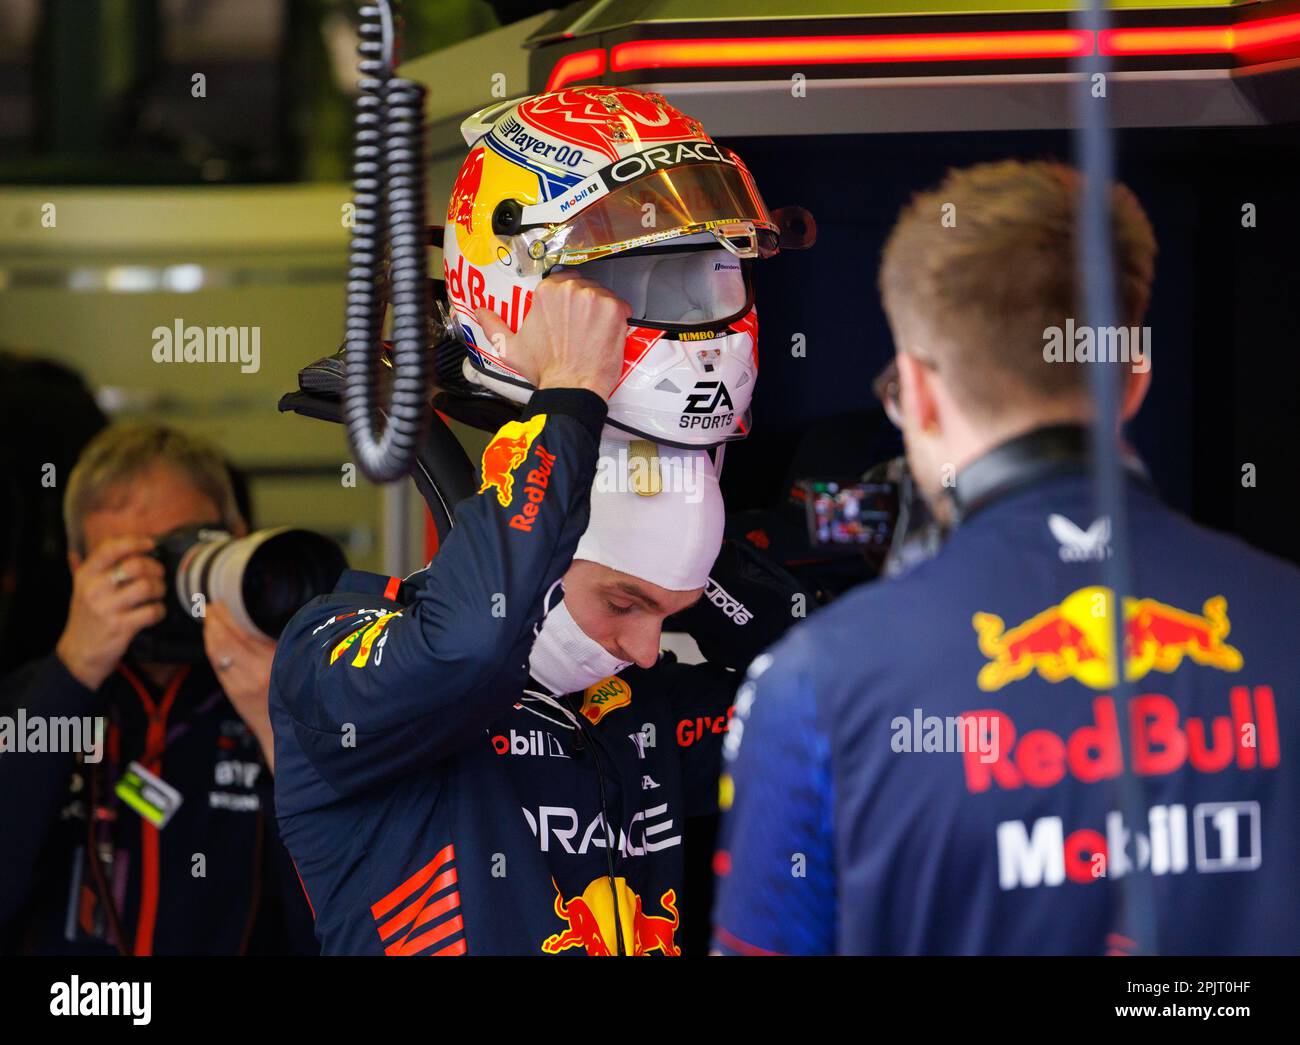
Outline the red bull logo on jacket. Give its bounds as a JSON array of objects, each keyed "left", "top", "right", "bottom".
[
  {"left": 973, "top": 587, "right": 1242, "bottom": 692},
  {"left": 478, "top": 415, "right": 547, "bottom": 508},
  {"left": 961, "top": 686, "right": 1280, "bottom": 793},
  {"left": 507, "top": 442, "right": 555, "bottom": 534},
  {"left": 541, "top": 877, "right": 680, "bottom": 956}
]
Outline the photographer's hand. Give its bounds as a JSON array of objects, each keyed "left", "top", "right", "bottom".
[
  {"left": 56, "top": 536, "right": 167, "bottom": 690},
  {"left": 204, "top": 601, "right": 277, "bottom": 772}
]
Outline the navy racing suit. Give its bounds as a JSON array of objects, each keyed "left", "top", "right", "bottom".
[{"left": 271, "top": 389, "right": 742, "bottom": 955}]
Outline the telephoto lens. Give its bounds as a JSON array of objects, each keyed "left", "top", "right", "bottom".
[{"left": 157, "top": 525, "right": 348, "bottom": 640}]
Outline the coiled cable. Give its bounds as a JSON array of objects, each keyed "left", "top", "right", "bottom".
[{"left": 343, "top": 1, "right": 432, "bottom": 483}]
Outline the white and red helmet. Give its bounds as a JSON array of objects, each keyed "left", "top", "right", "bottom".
[{"left": 442, "top": 86, "right": 778, "bottom": 448}]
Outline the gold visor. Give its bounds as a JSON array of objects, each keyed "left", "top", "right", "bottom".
[{"left": 549, "top": 157, "right": 779, "bottom": 265}]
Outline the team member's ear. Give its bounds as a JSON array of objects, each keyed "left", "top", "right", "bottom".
[
  {"left": 1121, "top": 363, "right": 1151, "bottom": 423},
  {"left": 896, "top": 350, "right": 941, "bottom": 435}
]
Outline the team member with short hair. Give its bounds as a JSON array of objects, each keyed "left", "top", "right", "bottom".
[{"left": 712, "top": 160, "right": 1300, "bottom": 956}]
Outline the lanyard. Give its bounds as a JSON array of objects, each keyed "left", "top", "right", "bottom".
[{"left": 84, "top": 662, "right": 190, "bottom": 955}]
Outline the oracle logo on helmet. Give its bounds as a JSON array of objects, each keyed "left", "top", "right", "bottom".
[{"left": 607, "top": 141, "right": 731, "bottom": 185}]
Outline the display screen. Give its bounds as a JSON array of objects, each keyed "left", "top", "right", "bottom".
[{"left": 800, "top": 479, "right": 898, "bottom": 551}]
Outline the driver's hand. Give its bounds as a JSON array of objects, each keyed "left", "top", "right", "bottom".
[{"left": 475, "top": 269, "right": 631, "bottom": 400}]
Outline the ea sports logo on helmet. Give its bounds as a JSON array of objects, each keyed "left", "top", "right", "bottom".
[
  {"left": 684, "top": 380, "right": 734, "bottom": 414},
  {"left": 681, "top": 380, "right": 736, "bottom": 433}
]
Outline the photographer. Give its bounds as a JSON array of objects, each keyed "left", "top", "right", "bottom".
[{"left": 0, "top": 424, "right": 316, "bottom": 955}]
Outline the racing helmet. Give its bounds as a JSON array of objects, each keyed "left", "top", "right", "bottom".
[{"left": 442, "top": 86, "right": 779, "bottom": 449}]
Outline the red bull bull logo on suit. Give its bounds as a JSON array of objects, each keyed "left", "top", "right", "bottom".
[
  {"left": 478, "top": 415, "right": 548, "bottom": 509},
  {"left": 541, "top": 877, "right": 680, "bottom": 956},
  {"left": 973, "top": 586, "right": 1243, "bottom": 692}
]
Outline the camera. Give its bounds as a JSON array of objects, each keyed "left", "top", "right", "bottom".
[{"left": 129, "top": 524, "right": 348, "bottom": 663}]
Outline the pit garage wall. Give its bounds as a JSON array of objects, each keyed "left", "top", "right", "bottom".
[{"left": 0, "top": 184, "right": 431, "bottom": 575}]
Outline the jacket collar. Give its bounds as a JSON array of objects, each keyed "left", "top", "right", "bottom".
[{"left": 949, "top": 424, "right": 1147, "bottom": 524}]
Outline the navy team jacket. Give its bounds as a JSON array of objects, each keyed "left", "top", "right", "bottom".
[
  {"left": 271, "top": 389, "right": 736, "bottom": 955},
  {"left": 0, "top": 655, "right": 316, "bottom": 955},
  {"left": 713, "top": 432, "right": 1300, "bottom": 955}
]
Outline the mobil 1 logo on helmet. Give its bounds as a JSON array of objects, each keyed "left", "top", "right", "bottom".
[{"left": 680, "top": 381, "right": 734, "bottom": 432}]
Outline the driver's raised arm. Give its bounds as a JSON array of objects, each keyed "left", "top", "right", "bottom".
[{"left": 270, "top": 274, "right": 628, "bottom": 799}]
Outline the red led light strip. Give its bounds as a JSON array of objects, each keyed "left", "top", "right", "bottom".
[
  {"left": 611, "top": 31, "right": 1092, "bottom": 72},
  {"left": 545, "top": 13, "right": 1300, "bottom": 89},
  {"left": 1103, "top": 12, "right": 1300, "bottom": 56},
  {"left": 545, "top": 48, "right": 606, "bottom": 91}
]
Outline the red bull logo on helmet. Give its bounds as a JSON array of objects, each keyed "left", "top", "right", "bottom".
[
  {"left": 447, "top": 144, "right": 541, "bottom": 268},
  {"left": 478, "top": 414, "right": 547, "bottom": 509},
  {"left": 445, "top": 254, "right": 534, "bottom": 343},
  {"left": 973, "top": 587, "right": 1243, "bottom": 692},
  {"left": 447, "top": 145, "right": 484, "bottom": 234},
  {"left": 541, "top": 877, "right": 680, "bottom": 956}
]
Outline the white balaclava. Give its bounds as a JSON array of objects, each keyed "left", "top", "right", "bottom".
[{"left": 528, "top": 438, "right": 725, "bottom": 696}]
